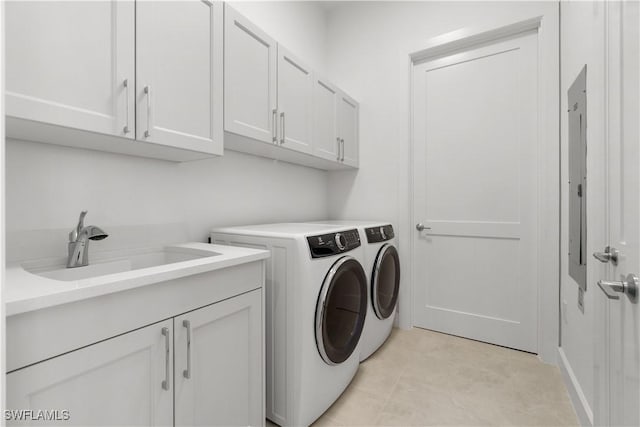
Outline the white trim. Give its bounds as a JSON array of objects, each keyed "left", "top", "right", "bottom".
[
  {"left": 558, "top": 347, "right": 594, "bottom": 426},
  {"left": 404, "top": 12, "right": 560, "bottom": 365},
  {"left": 410, "top": 16, "right": 542, "bottom": 64}
]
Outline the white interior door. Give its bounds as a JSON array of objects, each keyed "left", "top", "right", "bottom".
[
  {"left": 594, "top": 2, "right": 640, "bottom": 425},
  {"left": 136, "top": 0, "right": 223, "bottom": 154},
  {"left": 412, "top": 31, "right": 539, "bottom": 352},
  {"left": 277, "top": 46, "right": 313, "bottom": 154}
]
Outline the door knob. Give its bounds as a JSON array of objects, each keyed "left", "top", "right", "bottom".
[
  {"left": 597, "top": 273, "right": 638, "bottom": 302},
  {"left": 593, "top": 246, "right": 619, "bottom": 265},
  {"left": 416, "top": 223, "right": 431, "bottom": 232}
]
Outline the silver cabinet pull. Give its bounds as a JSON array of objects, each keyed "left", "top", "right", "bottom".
[
  {"left": 598, "top": 273, "right": 639, "bottom": 302},
  {"left": 340, "top": 139, "right": 345, "bottom": 161},
  {"left": 182, "top": 320, "right": 191, "bottom": 379},
  {"left": 280, "top": 112, "right": 285, "bottom": 145},
  {"left": 593, "top": 246, "right": 619, "bottom": 265},
  {"left": 161, "top": 327, "right": 170, "bottom": 390},
  {"left": 144, "top": 85, "right": 152, "bottom": 138},
  {"left": 272, "top": 109, "right": 278, "bottom": 144},
  {"left": 336, "top": 137, "right": 341, "bottom": 160},
  {"left": 123, "top": 79, "right": 130, "bottom": 134},
  {"left": 416, "top": 223, "right": 431, "bottom": 232}
]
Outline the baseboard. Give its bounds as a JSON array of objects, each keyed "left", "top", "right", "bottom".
[{"left": 557, "top": 347, "right": 593, "bottom": 426}]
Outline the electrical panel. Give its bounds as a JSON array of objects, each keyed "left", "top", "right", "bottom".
[{"left": 568, "top": 66, "right": 587, "bottom": 290}]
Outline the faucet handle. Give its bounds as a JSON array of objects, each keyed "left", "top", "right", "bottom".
[{"left": 69, "top": 210, "right": 88, "bottom": 242}]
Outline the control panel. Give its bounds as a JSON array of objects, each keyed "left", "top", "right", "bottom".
[
  {"left": 307, "top": 229, "right": 361, "bottom": 258},
  {"left": 365, "top": 225, "right": 394, "bottom": 243}
]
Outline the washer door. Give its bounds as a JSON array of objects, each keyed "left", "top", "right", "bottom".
[
  {"left": 372, "top": 244, "right": 400, "bottom": 319},
  {"left": 315, "top": 256, "right": 368, "bottom": 365}
]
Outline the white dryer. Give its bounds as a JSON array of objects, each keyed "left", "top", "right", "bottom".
[
  {"left": 210, "top": 223, "right": 368, "bottom": 427},
  {"left": 307, "top": 221, "right": 400, "bottom": 361}
]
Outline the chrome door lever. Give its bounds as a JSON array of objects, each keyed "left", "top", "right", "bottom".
[
  {"left": 593, "top": 246, "right": 619, "bottom": 265},
  {"left": 416, "top": 223, "right": 431, "bottom": 232},
  {"left": 597, "top": 273, "right": 638, "bottom": 302}
]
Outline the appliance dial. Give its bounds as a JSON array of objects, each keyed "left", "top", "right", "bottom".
[
  {"left": 380, "top": 226, "right": 387, "bottom": 240},
  {"left": 335, "top": 233, "right": 346, "bottom": 250}
]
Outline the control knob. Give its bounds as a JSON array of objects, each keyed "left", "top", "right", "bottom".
[
  {"left": 335, "top": 233, "right": 347, "bottom": 250},
  {"left": 380, "top": 226, "right": 387, "bottom": 240}
]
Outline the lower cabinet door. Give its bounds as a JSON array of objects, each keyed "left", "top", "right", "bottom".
[
  {"left": 6, "top": 320, "right": 173, "bottom": 426},
  {"left": 174, "top": 289, "right": 263, "bottom": 427}
]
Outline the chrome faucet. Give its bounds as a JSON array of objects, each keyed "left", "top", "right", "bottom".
[{"left": 67, "top": 210, "right": 108, "bottom": 268}]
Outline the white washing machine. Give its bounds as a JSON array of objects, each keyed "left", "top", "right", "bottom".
[
  {"left": 307, "top": 221, "right": 400, "bottom": 361},
  {"left": 210, "top": 223, "right": 368, "bottom": 427}
]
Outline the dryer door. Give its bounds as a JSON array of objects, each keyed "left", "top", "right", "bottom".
[
  {"left": 372, "top": 244, "right": 400, "bottom": 319},
  {"left": 315, "top": 256, "right": 367, "bottom": 365}
]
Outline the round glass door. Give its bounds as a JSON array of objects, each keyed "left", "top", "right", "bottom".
[
  {"left": 315, "top": 256, "right": 367, "bottom": 365},
  {"left": 372, "top": 244, "right": 400, "bottom": 319}
]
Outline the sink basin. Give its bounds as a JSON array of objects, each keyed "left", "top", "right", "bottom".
[{"left": 24, "top": 246, "right": 220, "bottom": 282}]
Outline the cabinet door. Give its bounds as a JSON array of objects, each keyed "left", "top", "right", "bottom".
[
  {"left": 338, "top": 91, "right": 360, "bottom": 167},
  {"left": 136, "top": 0, "right": 223, "bottom": 155},
  {"left": 5, "top": 1, "right": 135, "bottom": 138},
  {"left": 277, "top": 46, "right": 313, "bottom": 154},
  {"left": 224, "top": 6, "right": 278, "bottom": 144},
  {"left": 312, "top": 77, "right": 340, "bottom": 161},
  {"left": 175, "top": 289, "right": 263, "bottom": 427},
  {"left": 6, "top": 320, "right": 173, "bottom": 426}
]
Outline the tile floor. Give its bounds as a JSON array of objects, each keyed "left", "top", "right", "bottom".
[{"left": 300, "top": 327, "right": 578, "bottom": 426}]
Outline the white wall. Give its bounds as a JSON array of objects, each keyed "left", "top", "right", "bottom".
[
  {"left": 324, "top": 0, "right": 559, "bottom": 361},
  {"left": 558, "top": 2, "right": 607, "bottom": 425},
  {"left": 5, "top": 2, "right": 330, "bottom": 249}
]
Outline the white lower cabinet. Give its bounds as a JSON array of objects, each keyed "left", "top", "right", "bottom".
[
  {"left": 175, "top": 290, "right": 263, "bottom": 427},
  {"left": 7, "top": 319, "right": 174, "bottom": 426},
  {"left": 6, "top": 289, "right": 263, "bottom": 427}
]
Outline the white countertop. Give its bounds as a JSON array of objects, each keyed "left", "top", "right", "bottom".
[{"left": 6, "top": 243, "right": 270, "bottom": 316}]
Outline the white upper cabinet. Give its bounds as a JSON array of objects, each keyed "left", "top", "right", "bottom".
[
  {"left": 224, "top": 6, "right": 278, "bottom": 144},
  {"left": 136, "top": 0, "right": 223, "bottom": 155},
  {"left": 224, "top": 5, "right": 359, "bottom": 170},
  {"left": 313, "top": 76, "right": 340, "bottom": 161},
  {"left": 5, "top": 1, "right": 135, "bottom": 138},
  {"left": 277, "top": 46, "right": 314, "bottom": 154},
  {"left": 5, "top": 0, "right": 223, "bottom": 161},
  {"left": 338, "top": 91, "right": 360, "bottom": 168}
]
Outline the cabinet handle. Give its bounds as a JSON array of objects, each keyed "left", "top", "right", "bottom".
[
  {"left": 123, "top": 79, "right": 130, "bottom": 134},
  {"left": 336, "top": 137, "right": 341, "bottom": 161},
  {"left": 272, "top": 109, "right": 278, "bottom": 144},
  {"left": 161, "top": 327, "right": 170, "bottom": 391},
  {"left": 144, "top": 85, "right": 152, "bottom": 138},
  {"left": 183, "top": 320, "right": 191, "bottom": 379},
  {"left": 341, "top": 139, "right": 345, "bottom": 161},
  {"left": 280, "top": 112, "right": 285, "bottom": 145}
]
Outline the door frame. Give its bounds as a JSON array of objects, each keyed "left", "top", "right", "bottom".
[{"left": 399, "top": 14, "right": 561, "bottom": 365}]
